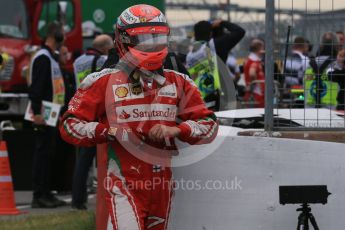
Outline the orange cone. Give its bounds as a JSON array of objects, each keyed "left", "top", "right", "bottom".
[{"left": 0, "top": 141, "right": 21, "bottom": 215}]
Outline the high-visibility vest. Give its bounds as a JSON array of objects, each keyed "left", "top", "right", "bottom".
[
  {"left": 304, "top": 67, "right": 339, "bottom": 106},
  {"left": 187, "top": 41, "right": 221, "bottom": 99},
  {"left": 73, "top": 52, "right": 107, "bottom": 88},
  {"left": 29, "top": 49, "right": 65, "bottom": 105}
]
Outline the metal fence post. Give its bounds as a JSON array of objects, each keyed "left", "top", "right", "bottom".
[{"left": 264, "top": 0, "right": 275, "bottom": 132}]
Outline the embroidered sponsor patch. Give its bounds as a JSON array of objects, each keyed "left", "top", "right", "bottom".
[
  {"left": 115, "top": 86, "right": 129, "bottom": 98},
  {"left": 119, "top": 110, "right": 131, "bottom": 120},
  {"left": 68, "top": 90, "right": 85, "bottom": 112},
  {"left": 116, "top": 104, "right": 177, "bottom": 123},
  {"left": 139, "top": 17, "right": 147, "bottom": 23},
  {"left": 131, "top": 84, "right": 143, "bottom": 95},
  {"left": 158, "top": 84, "right": 177, "bottom": 98},
  {"left": 122, "top": 9, "right": 138, "bottom": 24},
  {"left": 113, "top": 84, "right": 144, "bottom": 102}
]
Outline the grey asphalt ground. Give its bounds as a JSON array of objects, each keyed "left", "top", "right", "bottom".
[{"left": 0, "top": 191, "right": 96, "bottom": 220}]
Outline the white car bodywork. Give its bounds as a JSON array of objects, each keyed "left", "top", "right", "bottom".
[{"left": 216, "top": 108, "right": 345, "bottom": 128}]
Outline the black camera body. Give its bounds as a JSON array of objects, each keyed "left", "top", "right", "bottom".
[{"left": 279, "top": 185, "right": 331, "bottom": 205}]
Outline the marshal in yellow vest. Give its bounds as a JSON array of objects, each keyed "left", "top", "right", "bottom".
[{"left": 304, "top": 67, "right": 339, "bottom": 107}]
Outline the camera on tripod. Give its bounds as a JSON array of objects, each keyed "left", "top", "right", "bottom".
[{"left": 279, "top": 185, "right": 331, "bottom": 230}]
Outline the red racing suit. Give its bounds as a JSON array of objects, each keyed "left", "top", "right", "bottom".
[
  {"left": 244, "top": 53, "right": 265, "bottom": 107},
  {"left": 60, "top": 67, "right": 218, "bottom": 230}
]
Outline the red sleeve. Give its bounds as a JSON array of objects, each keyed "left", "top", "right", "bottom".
[
  {"left": 59, "top": 76, "right": 109, "bottom": 147},
  {"left": 176, "top": 74, "right": 219, "bottom": 145}
]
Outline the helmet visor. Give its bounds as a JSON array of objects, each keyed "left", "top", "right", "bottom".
[{"left": 129, "top": 34, "right": 168, "bottom": 52}]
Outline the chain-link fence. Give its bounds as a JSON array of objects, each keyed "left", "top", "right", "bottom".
[{"left": 265, "top": 0, "right": 345, "bottom": 131}]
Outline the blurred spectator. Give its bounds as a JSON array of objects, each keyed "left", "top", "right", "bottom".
[
  {"left": 186, "top": 19, "right": 245, "bottom": 110},
  {"left": 169, "top": 40, "right": 179, "bottom": 54},
  {"left": 51, "top": 46, "right": 77, "bottom": 194},
  {"left": 58, "top": 46, "right": 75, "bottom": 112},
  {"left": 226, "top": 52, "right": 241, "bottom": 82},
  {"left": 243, "top": 38, "right": 265, "bottom": 107},
  {"left": 190, "top": 19, "right": 245, "bottom": 63},
  {"left": 304, "top": 32, "right": 339, "bottom": 108},
  {"left": 165, "top": 51, "right": 190, "bottom": 76},
  {"left": 336, "top": 31, "right": 345, "bottom": 51},
  {"left": 284, "top": 36, "right": 310, "bottom": 88},
  {"left": 72, "top": 34, "right": 113, "bottom": 210},
  {"left": 58, "top": 46, "right": 70, "bottom": 65},
  {"left": 304, "top": 39, "right": 314, "bottom": 58},
  {"left": 326, "top": 49, "right": 345, "bottom": 110},
  {"left": 164, "top": 36, "right": 190, "bottom": 75},
  {"left": 177, "top": 38, "right": 191, "bottom": 65},
  {"left": 28, "top": 22, "right": 66, "bottom": 208},
  {"left": 74, "top": 34, "right": 113, "bottom": 88},
  {"left": 226, "top": 52, "right": 245, "bottom": 99}
]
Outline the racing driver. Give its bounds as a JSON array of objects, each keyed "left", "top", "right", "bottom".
[{"left": 60, "top": 4, "right": 218, "bottom": 230}]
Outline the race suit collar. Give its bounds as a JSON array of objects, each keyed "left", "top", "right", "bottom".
[
  {"left": 116, "top": 60, "right": 166, "bottom": 86},
  {"left": 139, "top": 68, "right": 166, "bottom": 85}
]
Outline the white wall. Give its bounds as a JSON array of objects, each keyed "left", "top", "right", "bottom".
[{"left": 169, "top": 135, "right": 345, "bottom": 230}]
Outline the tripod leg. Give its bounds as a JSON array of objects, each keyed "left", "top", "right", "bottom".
[
  {"left": 297, "top": 213, "right": 309, "bottom": 230},
  {"left": 309, "top": 213, "right": 320, "bottom": 230}
]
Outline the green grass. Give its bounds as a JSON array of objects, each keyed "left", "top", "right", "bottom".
[{"left": 0, "top": 211, "right": 95, "bottom": 230}]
